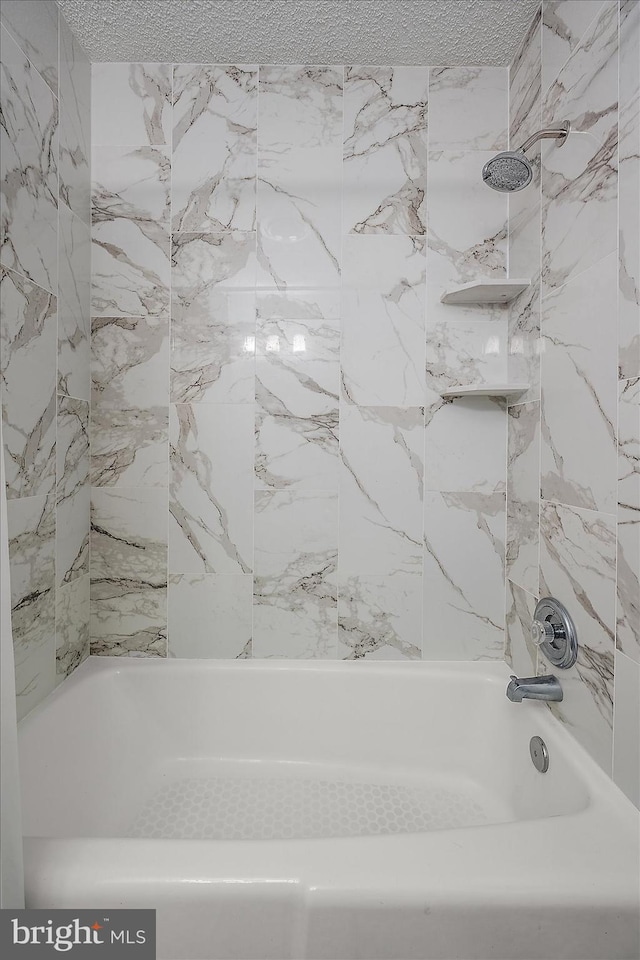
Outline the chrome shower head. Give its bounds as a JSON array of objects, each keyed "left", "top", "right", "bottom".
[
  {"left": 482, "top": 121, "right": 570, "bottom": 192},
  {"left": 482, "top": 151, "right": 532, "bottom": 192}
]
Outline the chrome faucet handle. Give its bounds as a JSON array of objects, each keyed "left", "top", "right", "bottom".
[
  {"left": 531, "top": 618, "right": 563, "bottom": 647},
  {"left": 531, "top": 597, "right": 578, "bottom": 669}
]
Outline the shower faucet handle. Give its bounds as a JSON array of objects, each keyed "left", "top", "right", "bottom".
[{"left": 531, "top": 618, "right": 563, "bottom": 647}]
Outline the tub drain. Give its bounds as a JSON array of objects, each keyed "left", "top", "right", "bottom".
[{"left": 530, "top": 736, "right": 549, "bottom": 773}]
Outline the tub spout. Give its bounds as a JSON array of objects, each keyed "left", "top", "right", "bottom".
[{"left": 506, "top": 674, "right": 563, "bottom": 703}]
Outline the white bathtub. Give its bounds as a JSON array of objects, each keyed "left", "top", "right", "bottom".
[{"left": 18, "top": 657, "right": 639, "bottom": 960}]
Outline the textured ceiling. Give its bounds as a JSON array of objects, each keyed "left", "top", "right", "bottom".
[{"left": 56, "top": 0, "right": 540, "bottom": 66}]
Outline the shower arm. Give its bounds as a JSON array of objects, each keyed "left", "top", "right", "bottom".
[{"left": 517, "top": 121, "right": 571, "bottom": 155}]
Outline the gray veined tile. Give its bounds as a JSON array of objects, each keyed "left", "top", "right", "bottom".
[
  {"left": 423, "top": 491, "right": 505, "bottom": 661},
  {"left": 172, "top": 64, "right": 257, "bottom": 232},
  {"left": 92, "top": 315, "right": 169, "bottom": 408},
  {"left": 1, "top": 24, "right": 58, "bottom": 294},
  {"left": 169, "top": 403, "right": 253, "bottom": 574},
  {"left": 540, "top": 500, "right": 616, "bottom": 774},
  {"left": 168, "top": 574, "right": 252, "bottom": 659},
  {"left": 541, "top": 252, "right": 618, "bottom": 515},
  {"left": 339, "top": 404, "right": 424, "bottom": 576},
  {"left": 343, "top": 66, "right": 427, "bottom": 235},
  {"left": 507, "top": 402, "right": 540, "bottom": 597},
  {"left": 618, "top": 94, "right": 640, "bottom": 380},
  {"left": 7, "top": 493, "right": 55, "bottom": 720},
  {"left": 58, "top": 203, "right": 90, "bottom": 401},
  {"left": 257, "top": 65, "right": 342, "bottom": 296},
  {"left": 0, "top": 0, "right": 58, "bottom": 95},
  {"left": 0, "top": 266, "right": 56, "bottom": 499},
  {"left": 509, "top": 8, "right": 542, "bottom": 147},
  {"left": 90, "top": 488, "right": 168, "bottom": 657},
  {"left": 91, "top": 406, "right": 168, "bottom": 488},
  {"left": 342, "top": 236, "right": 426, "bottom": 407},
  {"left": 170, "top": 232, "right": 256, "bottom": 404},
  {"left": 541, "top": 1, "right": 619, "bottom": 294},
  {"left": 542, "top": 1, "right": 613, "bottom": 94},
  {"left": 92, "top": 62, "right": 172, "bottom": 146},
  {"left": 612, "top": 651, "right": 640, "bottom": 807},
  {"left": 56, "top": 396, "right": 89, "bottom": 586},
  {"left": 92, "top": 145, "right": 171, "bottom": 318},
  {"left": 506, "top": 579, "right": 539, "bottom": 677},
  {"left": 337, "top": 573, "right": 422, "bottom": 660},
  {"left": 620, "top": 0, "right": 640, "bottom": 110},
  {"left": 424, "top": 393, "right": 506, "bottom": 496},
  {"left": 253, "top": 489, "right": 338, "bottom": 658},
  {"left": 255, "top": 348, "right": 339, "bottom": 492},
  {"left": 59, "top": 15, "right": 90, "bottom": 225},
  {"left": 425, "top": 319, "right": 508, "bottom": 401},
  {"left": 429, "top": 66, "right": 507, "bottom": 151},
  {"left": 56, "top": 574, "right": 90, "bottom": 682},
  {"left": 617, "top": 378, "right": 640, "bottom": 662}
]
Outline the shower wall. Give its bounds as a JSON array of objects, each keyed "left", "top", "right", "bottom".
[
  {"left": 89, "top": 62, "right": 510, "bottom": 660},
  {"left": 0, "top": 0, "right": 91, "bottom": 719},
  {"left": 506, "top": 0, "right": 639, "bottom": 805}
]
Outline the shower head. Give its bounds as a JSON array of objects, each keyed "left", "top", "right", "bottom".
[
  {"left": 482, "top": 151, "right": 533, "bottom": 192},
  {"left": 482, "top": 121, "right": 571, "bottom": 192}
]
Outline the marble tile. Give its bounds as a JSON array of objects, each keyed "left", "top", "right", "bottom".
[
  {"left": 169, "top": 403, "right": 253, "bottom": 574},
  {"left": 7, "top": 494, "right": 55, "bottom": 720},
  {"left": 257, "top": 288, "right": 340, "bottom": 325},
  {"left": 172, "top": 64, "right": 257, "bottom": 232},
  {"left": 429, "top": 66, "right": 507, "bottom": 151},
  {"left": 542, "top": 1, "right": 611, "bottom": 92},
  {"left": 427, "top": 149, "right": 508, "bottom": 326},
  {"left": 620, "top": 0, "right": 640, "bottom": 109},
  {"left": 58, "top": 203, "right": 90, "bottom": 401},
  {"left": 59, "top": 15, "right": 90, "bottom": 224},
  {"left": 424, "top": 395, "right": 506, "bottom": 495},
  {"left": 255, "top": 345, "right": 339, "bottom": 492},
  {"left": 257, "top": 66, "right": 342, "bottom": 296},
  {"left": 92, "top": 315, "right": 169, "bottom": 408},
  {"left": 0, "top": 266, "right": 56, "bottom": 499},
  {"left": 56, "top": 574, "right": 90, "bottom": 683},
  {"left": 425, "top": 319, "right": 508, "bottom": 399},
  {"left": 541, "top": 252, "right": 618, "bottom": 514},
  {"left": 509, "top": 9, "right": 542, "bottom": 147},
  {"left": 92, "top": 62, "right": 172, "bottom": 146},
  {"left": 92, "top": 145, "right": 171, "bottom": 318},
  {"left": 618, "top": 94, "right": 639, "bottom": 380},
  {"left": 613, "top": 650, "right": 640, "bottom": 807},
  {"left": 506, "top": 579, "right": 539, "bottom": 676},
  {"left": 508, "top": 175, "right": 541, "bottom": 405},
  {"left": 170, "top": 232, "right": 256, "bottom": 403},
  {"left": 91, "top": 488, "right": 167, "bottom": 657},
  {"left": 337, "top": 573, "right": 422, "bottom": 660},
  {"left": 0, "top": 0, "right": 58, "bottom": 94},
  {"left": 507, "top": 401, "right": 540, "bottom": 596},
  {"left": 91, "top": 406, "right": 168, "bottom": 488},
  {"left": 168, "top": 574, "right": 252, "bottom": 658},
  {"left": 617, "top": 378, "right": 639, "bottom": 661},
  {"left": 540, "top": 500, "right": 616, "bottom": 774},
  {"left": 341, "top": 236, "right": 426, "bottom": 407},
  {"left": 339, "top": 404, "right": 423, "bottom": 575},
  {"left": 56, "top": 396, "right": 89, "bottom": 586},
  {"left": 423, "top": 491, "right": 505, "bottom": 660},
  {"left": 541, "top": 1, "right": 618, "bottom": 293},
  {"left": 253, "top": 490, "right": 337, "bottom": 658},
  {"left": 343, "top": 66, "right": 427, "bottom": 235},
  {"left": 1, "top": 24, "right": 58, "bottom": 294}
]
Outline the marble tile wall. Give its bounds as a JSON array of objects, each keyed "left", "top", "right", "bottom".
[
  {"left": 1, "top": 0, "right": 91, "bottom": 719},
  {"left": 507, "top": 1, "right": 639, "bottom": 807},
  {"left": 90, "top": 61, "right": 509, "bottom": 663}
]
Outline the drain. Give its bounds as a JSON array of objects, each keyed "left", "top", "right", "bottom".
[{"left": 529, "top": 736, "right": 549, "bottom": 773}]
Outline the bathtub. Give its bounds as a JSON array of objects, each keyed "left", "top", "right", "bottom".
[{"left": 18, "top": 657, "right": 639, "bottom": 960}]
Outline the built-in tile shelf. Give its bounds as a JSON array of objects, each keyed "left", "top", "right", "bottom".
[
  {"left": 440, "top": 279, "right": 531, "bottom": 304},
  {"left": 440, "top": 383, "right": 530, "bottom": 400}
]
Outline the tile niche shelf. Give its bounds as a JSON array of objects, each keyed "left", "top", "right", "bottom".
[
  {"left": 440, "top": 278, "right": 531, "bottom": 304},
  {"left": 440, "top": 384, "right": 530, "bottom": 400}
]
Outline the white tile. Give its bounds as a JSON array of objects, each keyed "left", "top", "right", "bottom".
[
  {"left": 613, "top": 651, "right": 640, "bottom": 808},
  {"left": 92, "top": 62, "right": 172, "bottom": 146},
  {"left": 429, "top": 66, "right": 507, "bottom": 151},
  {"left": 337, "top": 573, "right": 422, "bottom": 660},
  {"left": 168, "top": 574, "right": 252, "bottom": 658},
  {"left": 507, "top": 401, "right": 540, "bottom": 596},
  {"left": 506, "top": 579, "right": 539, "bottom": 676}
]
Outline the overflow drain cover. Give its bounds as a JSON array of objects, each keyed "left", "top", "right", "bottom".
[{"left": 530, "top": 736, "right": 549, "bottom": 773}]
